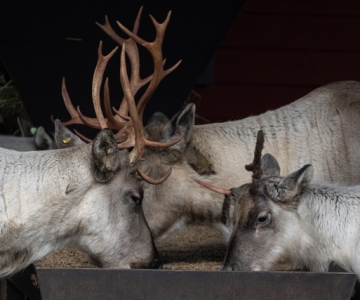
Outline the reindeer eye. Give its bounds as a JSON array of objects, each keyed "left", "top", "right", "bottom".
[
  {"left": 131, "top": 195, "right": 142, "bottom": 206},
  {"left": 125, "top": 191, "right": 143, "bottom": 207},
  {"left": 257, "top": 213, "right": 271, "bottom": 226}
]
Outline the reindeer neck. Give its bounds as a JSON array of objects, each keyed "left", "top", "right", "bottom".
[
  {"left": 189, "top": 87, "right": 352, "bottom": 185},
  {"left": 296, "top": 183, "right": 360, "bottom": 271},
  {"left": 0, "top": 145, "right": 96, "bottom": 277},
  {"left": 0, "top": 145, "right": 94, "bottom": 222}
]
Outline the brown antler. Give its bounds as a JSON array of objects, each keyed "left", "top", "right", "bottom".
[
  {"left": 59, "top": 42, "right": 121, "bottom": 133},
  {"left": 245, "top": 130, "right": 265, "bottom": 185},
  {"left": 137, "top": 167, "right": 172, "bottom": 185},
  {"left": 193, "top": 179, "right": 231, "bottom": 225},
  {"left": 98, "top": 8, "right": 185, "bottom": 182},
  {"left": 119, "top": 44, "right": 183, "bottom": 165},
  {"left": 194, "top": 179, "right": 231, "bottom": 195},
  {"left": 60, "top": 78, "right": 84, "bottom": 127},
  {"left": 114, "top": 10, "right": 183, "bottom": 165},
  {"left": 59, "top": 78, "right": 104, "bottom": 129},
  {"left": 92, "top": 42, "right": 119, "bottom": 129},
  {"left": 116, "top": 10, "right": 182, "bottom": 121},
  {"left": 58, "top": 8, "right": 183, "bottom": 185},
  {"left": 96, "top": 7, "right": 152, "bottom": 127}
]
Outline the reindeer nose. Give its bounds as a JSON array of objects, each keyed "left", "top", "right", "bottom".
[
  {"left": 146, "top": 236, "right": 162, "bottom": 269},
  {"left": 221, "top": 263, "right": 240, "bottom": 271},
  {"left": 146, "top": 255, "right": 163, "bottom": 269}
]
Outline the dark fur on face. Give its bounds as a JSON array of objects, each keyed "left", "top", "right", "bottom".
[
  {"left": 92, "top": 129, "right": 121, "bottom": 182},
  {"left": 222, "top": 184, "right": 250, "bottom": 225},
  {"left": 222, "top": 130, "right": 265, "bottom": 225},
  {"left": 144, "top": 104, "right": 215, "bottom": 175},
  {"left": 245, "top": 130, "right": 265, "bottom": 187}
]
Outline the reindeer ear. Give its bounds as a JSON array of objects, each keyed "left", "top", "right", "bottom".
[
  {"left": 92, "top": 129, "right": 121, "bottom": 182},
  {"left": 146, "top": 112, "right": 169, "bottom": 126},
  {"left": 162, "top": 103, "right": 195, "bottom": 148},
  {"left": 222, "top": 184, "right": 249, "bottom": 224},
  {"left": 154, "top": 104, "right": 195, "bottom": 165},
  {"left": 144, "top": 112, "right": 171, "bottom": 143},
  {"left": 277, "top": 164, "right": 313, "bottom": 203},
  {"left": 34, "top": 126, "right": 54, "bottom": 150},
  {"left": 17, "top": 117, "right": 34, "bottom": 137},
  {"left": 54, "top": 119, "right": 84, "bottom": 149},
  {"left": 261, "top": 154, "right": 280, "bottom": 177}
]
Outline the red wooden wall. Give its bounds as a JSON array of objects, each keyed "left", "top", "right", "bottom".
[{"left": 193, "top": 0, "right": 360, "bottom": 123}]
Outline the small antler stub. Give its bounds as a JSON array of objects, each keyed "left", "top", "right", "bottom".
[{"left": 245, "top": 130, "right": 265, "bottom": 182}]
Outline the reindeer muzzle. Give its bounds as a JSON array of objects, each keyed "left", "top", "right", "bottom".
[{"left": 146, "top": 256, "right": 163, "bottom": 269}]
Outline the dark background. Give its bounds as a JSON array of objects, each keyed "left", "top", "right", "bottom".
[
  {"left": 0, "top": 0, "right": 247, "bottom": 135},
  {"left": 194, "top": 0, "right": 360, "bottom": 123},
  {"left": 1, "top": 0, "right": 360, "bottom": 134}
]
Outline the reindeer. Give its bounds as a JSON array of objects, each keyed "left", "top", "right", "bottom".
[
  {"left": 196, "top": 130, "right": 360, "bottom": 278},
  {"left": 57, "top": 7, "right": 360, "bottom": 242},
  {"left": 0, "top": 14, "right": 185, "bottom": 277},
  {"left": 0, "top": 117, "right": 54, "bottom": 151}
]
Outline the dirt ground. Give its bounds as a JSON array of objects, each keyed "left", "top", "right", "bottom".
[{"left": 40, "top": 225, "right": 226, "bottom": 270}]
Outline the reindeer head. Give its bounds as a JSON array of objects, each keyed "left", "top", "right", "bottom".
[
  {"left": 195, "top": 130, "right": 314, "bottom": 271},
  {"left": 75, "top": 128, "right": 161, "bottom": 269}
]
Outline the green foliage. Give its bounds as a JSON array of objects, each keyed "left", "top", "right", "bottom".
[{"left": 0, "top": 74, "right": 23, "bottom": 124}]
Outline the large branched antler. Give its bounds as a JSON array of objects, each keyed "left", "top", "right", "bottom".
[
  {"left": 116, "top": 10, "right": 182, "bottom": 120},
  {"left": 57, "top": 7, "right": 184, "bottom": 184},
  {"left": 106, "top": 9, "right": 183, "bottom": 164},
  {"left": 119, "top": 44, "right": 183, "bottom": 165},
  {"left": 96, "top": 7, "right": 183, "bottom": 164},
  {"left": 96, "top": 7, "right": 152, "bottom": 126}
]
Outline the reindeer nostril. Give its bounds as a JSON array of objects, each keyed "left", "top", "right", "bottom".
[
  {"left": 147, "top": 256, "right": 163, "bottom": 269},
  {"left": 131, "top": 194, "right": 142, "bottom": 206},
  {"left": 231, "top": 263, "right": 239, "bottom": 271}
]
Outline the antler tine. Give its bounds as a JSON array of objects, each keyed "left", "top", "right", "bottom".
[
  {"left": 61, "top": 78, "right": 85, "bottom": 126},
  {"left": 76, "top": 106, "right": 102, "bottom": 129},
  {"left": 245, "top": 130, "right": 265, "bottom": 182},
  {"left": 61, "top": 63, "right": 121, "bottom": 131},
  {"left": 97, "top": 7, "right": 153, "bottom": 128},
  {"left": 193, "top": 178, "right": 232, "bottom": 225},
  {"left": 194, "top": 179, "right": 231, "bottom": 195},
  {"left": 103, "top": 77, "right": 130, "bottom": 130},
  {"left": 119, "top": 44, "right": 183, "bottom": 165},
  {"left": 92, "top": 41, "right": 118, "bottom": 129},
  {"left": 95, "top": 7, "right": 143, "bottom": 49},
  {"left": 137, "top": 167, "right": 172, "bottom": 185},
  {"left": 61, "top": 78, "right": 107, "bottom": 130},
  {"left": 73, "top": 129, "right": 93, "bottom": 143},
  {"left": 116, "top": 10, "right": 182, "bottom": 121}
]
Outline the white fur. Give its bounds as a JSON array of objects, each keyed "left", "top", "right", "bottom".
[
  {"left": 146, "top": 81, "right": 360, "bottom": 240},
  {"left": 0, "top": 144, "right": 155, "bottom": 278}
]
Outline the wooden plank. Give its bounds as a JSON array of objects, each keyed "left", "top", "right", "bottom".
[
  {"left": 193, "top": 84, "right": 314, "bottom": 122},
  {"left": 243, "top": 0, "right": 360, "bottom": 16},
  {"left": 34, "top": 268, "right": 356, "bottom": 300},
  {"left": 214, "top": 49, "right": 360, "bottom": 86},
  {"left": 221, "top": 14, "right": 360, "bottom": 51}
]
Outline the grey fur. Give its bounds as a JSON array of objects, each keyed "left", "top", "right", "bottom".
[
  {"left": 57, "top": 81, "right": 360, "bottom": 242},
  {"left": 54, "top": 119, "right": 83, "bottom": 149},
  {"left": 0, "top": 129, "right": 157, "bottom": 278},
  {"left": 0, "top": 117, "right": 54, "bottom": 151},
  {"left": 222, "top": 145, "right": 360, "bottom": 281}
]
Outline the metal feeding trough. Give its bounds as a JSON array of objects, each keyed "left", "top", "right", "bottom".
[{"left": 0, "top": 263, "right": 358, "bottom": 300}]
